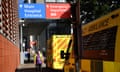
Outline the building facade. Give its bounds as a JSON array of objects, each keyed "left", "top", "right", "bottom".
[{"left": 0, "top": 0, "right": 20, "bottom": 72}]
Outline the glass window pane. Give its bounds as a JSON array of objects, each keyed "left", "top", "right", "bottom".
[
  {"left": 56, "top": 0, "right": 66, "bottom": 2},
  {"left": 45, "top": 0, "right": 56, "bottom": 2}
]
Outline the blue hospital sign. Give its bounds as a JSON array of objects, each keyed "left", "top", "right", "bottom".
[
  {"left": 19, "top": 0, "right": 25, "bottom": 3},
  {"left": 19, "top": 4, "right": 46, "bottom": 18}
]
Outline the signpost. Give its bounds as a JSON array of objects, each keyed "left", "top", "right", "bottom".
[
  {"left": 19, "top": 4, "right": 46, "bottom": 18},
  {"left": 18, "top": 0, "right": 24, "bottom": 3},
  {"left": 18, "top": 3, "right": 71, "bottom": 19},
  {"left": 46, "top": 3, "right": 71, "bottom": 19}
]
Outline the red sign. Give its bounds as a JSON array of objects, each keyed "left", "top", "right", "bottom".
[{"left": 46, "top": 3, "right": 71, "bottom": 19}]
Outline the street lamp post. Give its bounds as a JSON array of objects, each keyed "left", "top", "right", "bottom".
[{"left": 19, "top": 20, "right": 25, "bottom": 64}]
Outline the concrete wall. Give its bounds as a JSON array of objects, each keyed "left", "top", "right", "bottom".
[
  {"left": 36, "top": 0, "right": 44, "bottom": 3},
  {"left": 37, "top": 29, "right": 47, "bottom": 55}
]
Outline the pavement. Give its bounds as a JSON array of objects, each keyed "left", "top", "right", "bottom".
[
  {"left": 15, "top": 63, "right": 62, "bottom": 72},
  {"left": 15, "top": 64, "right": 35, "bottom": 72}
]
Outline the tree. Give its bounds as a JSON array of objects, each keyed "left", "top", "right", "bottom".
[{"left": 80, "top": 0, "right": 120, "bottom": 24}]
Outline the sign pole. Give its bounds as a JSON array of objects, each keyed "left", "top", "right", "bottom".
[
  {"left": 72, "top": 0, "right": 81, "bottom": 72},
  {"left": 19, "top": 21, "right": 24, "bottom": 64}
]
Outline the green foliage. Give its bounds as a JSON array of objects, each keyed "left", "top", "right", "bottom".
[{"left": 80, "top": 0, "right": 120, "bottom": 24}]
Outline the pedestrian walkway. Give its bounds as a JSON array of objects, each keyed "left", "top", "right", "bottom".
[
  {"left": 15, "top": 64, "right": 36, "bottom": 72},
  {"left": 15, "top": 63, "right": 63, "bottom": 72}
]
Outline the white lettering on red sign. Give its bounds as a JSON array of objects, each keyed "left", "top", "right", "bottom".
[{"left": 46, "top": 3, "right": 71, "bottom": 19}]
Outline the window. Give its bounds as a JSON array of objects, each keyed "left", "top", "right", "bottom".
[{"left": 45, "top": 0, "right": 67, "bottom": 2}]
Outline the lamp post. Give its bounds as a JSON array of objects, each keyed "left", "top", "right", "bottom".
[{"left": 19, "top": 20, "right": 24, "bottom": 64}]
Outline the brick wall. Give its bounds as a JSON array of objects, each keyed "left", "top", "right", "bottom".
[{"left": 0, "top": 35, "right": 20, "bottom": 72}]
